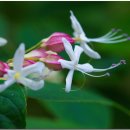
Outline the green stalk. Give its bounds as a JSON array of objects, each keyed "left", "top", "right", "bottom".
[
  {"left": 7, "top": 40, "right": 44, "bottom": 63},
  {"left": 25, "top": 41, "right": 42, "bottom": 54}
]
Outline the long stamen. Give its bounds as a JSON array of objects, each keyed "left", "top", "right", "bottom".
[
  {"left": 111, "top": 60, "right": 126, "bottom": 66},
  {"left": 86, "top": 29, "right": 129, "bottom": 44},
  {"left": 101, "top": 38, "right": 128, "bottom": 43},
  {"left": 107, "top": 34, "right": 125, "bottom": 40},
  {"left": 89, "top": 29, "right": 120, "bottom": 40},
  {"left": 106, "top": 29, "right": 122, "bottom": 38},
  {"left": 83, "top": 72, "right": 110, "bottom": 78},
  {"left": 88, "top": 37, "right": 128, "bottom": 43},
  {"left": 101, "top": 29, "right": 116, "bottom": 37},
  {"left": 93, "top": 60, "right": 125, "bottom": 72},
  {"left": 75, "top": 60, "right": 125, "bottom": 77},
  {"left": 76, "top": 67, "right": 110, "bottom": 78}
]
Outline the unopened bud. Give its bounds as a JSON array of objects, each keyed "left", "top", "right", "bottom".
[
  {"left": 25, "top": 48, "right": 48, "bottom": 59},
  {"left": 42, "top": 32, "right": 75, "bottom": 52},
  {"left": 0, "top": 61, "right": 9, "bottom": 77},
  {"left": 23, "top": 60, "right": 36, "bottom": 67},
  {"left": 40, "top": 54, "right": 63, "bottom": 71}
]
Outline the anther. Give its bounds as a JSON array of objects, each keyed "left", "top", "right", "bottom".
[
  {"left": 112, "top": 28, "right": 116, "bottom": 32},
  {"left": 111, "top": 64, "right": 117, "bottom": 67},
  {"left": 120, "top": 60, "right": 126, "bottom": 65}
]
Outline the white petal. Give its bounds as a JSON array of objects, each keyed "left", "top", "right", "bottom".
[
  {"left": 77, "top": 63, "right": 94, "bottom": 73},
  {"left": 19, "top": 77, "right": 44, "bottom": 91},
  {"left": 0, "top": 37, "right": 7, "bottom": 46},
  {"left": 0, "top": 79, "right": 15, "bottom": 92},
  {"left": 70, "top": 11, "right": 85, "bottom": 37},
  {"left": 74, "top": 45, "right": 83, "bottom": 63},
  {"left": 58, "top": 59, "right": 74, "bottom": 70},
  {"left": 62, "top": 38, "right": 75, "bottom": 61},
  {"left": 6, "top": 70, "right": 15, "bottom": 77},
  {"left": 65, "top": 70, "right": 74, "bottom": 93},
  {"left": 80, "top": 41, "right": 101, "bottom": 59},
  {"left": 80, "top": 34, "right": 90, "bottom": 42},
  {"left": 22, "top": 62, "right": 45, "bottom": 77},
  {"left": 14, "top": 43, "right": 25, "bottom": 72}
]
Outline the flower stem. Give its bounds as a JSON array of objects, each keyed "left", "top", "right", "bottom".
[
  {"left": 25, "top": 41, "right": 42, "bottom": 54},
  {"left": 7, "top": 40, "right": 43, "bottom": 64}
]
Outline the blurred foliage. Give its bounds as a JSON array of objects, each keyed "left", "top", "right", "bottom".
[
  {"left": 27, "top": 82, "right": 130, "bottom": 128},
  {"left": 0, "top": 1, "right": 130, "bottom": 128},
  {"left": 0, "top": 84, "right": 26, "bottom": 128}
]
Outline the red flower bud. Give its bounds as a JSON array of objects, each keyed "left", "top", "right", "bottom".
[
  {"left": 0, "top": 61, "right": 9, "bottom": 77},
  {"left": 23, "top": 60, "right": 36, "bottom": 67},
  {"left": 25, "top": 48, "right": 48, "bottom": 59},
  {"left": 42, "top": 32, "right": 75, "bottom": 52},
  {"left": 25, "top": 47, "right": 64, "bottom": 71},
  {"left": 40, "top": 54, "right": 63, "bottom": 71}
]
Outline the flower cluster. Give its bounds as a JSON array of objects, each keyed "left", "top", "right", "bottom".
[{"left": 0, "top": 11, "right": 128, "bottom": 93}]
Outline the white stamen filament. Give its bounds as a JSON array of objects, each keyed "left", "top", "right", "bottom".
[
  {"left": 85, "top": 29, "right": 129, "bottom": 44},
  {"left": 93, "top": 61, "right": 122, "bottom": 72},
  {"left": 75, "top": 66, "right": 110, "bottom": 78},
  {"left": 105, "top": 29, "right": 121, "bottom": 38}
]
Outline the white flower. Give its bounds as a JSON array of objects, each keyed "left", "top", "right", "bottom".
[
  {"left": 59, "top": 38, "right": 123, "bottom": 93},
  {"left": 0, "top": 37, "right": 7, "bottom": 46},
  {"left": 70, "top": 11, "right": 129, "bottom": 59},
  {"left": 0, "top": 43, "right": 45, "bottom": 92}
]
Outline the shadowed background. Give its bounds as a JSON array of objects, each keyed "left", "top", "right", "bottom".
[{"left": 0, "top": 1, "right": 130, "bottom": 128}]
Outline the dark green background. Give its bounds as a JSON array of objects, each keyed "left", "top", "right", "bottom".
[{"left": 0, "top": 2, "right": 130, "bottom": 128}]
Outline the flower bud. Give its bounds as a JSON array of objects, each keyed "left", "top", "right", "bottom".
[
  {"left": 25, "top": 48, "right": 48, "bottom": 59},
  {"left": 40, "top": 54, "right": 63, "bottom": 71},
  {"left": 0, "top": 61, "right": 9, "bottom": 77},
  {"left": 25, "top": 47, "right": 64, "bottom": 70},
  {"left": 23, "top": 60, "right": 36, "bottom": 67},
  {"left": 42, "top": 32, "right": 75, "bottom": 52}
]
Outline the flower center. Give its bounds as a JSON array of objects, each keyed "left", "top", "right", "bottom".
[
  {"left": 14, "top": 72, "right": 21, "bottom": 80},
  {"left": 74, "top": 37, "right": 82, "bottom": 42}
]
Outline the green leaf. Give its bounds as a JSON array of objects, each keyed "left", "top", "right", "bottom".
[
  {"left": 27, "top": 82, "right": 129, "bottom": 115},
  {"left": 27, "top": 82, "right": 112, "bottom": 128},
  {"left": 26, "top": 116, "right": 80, "bottom": 129},
  {"left": 27, "top": 82, "right": 109, "bottom": 101},
  {"left": 0, "top": 85, "right": 26, "bottom": 128},
  {"left": 27, "top": 82, "right": 130, "bottom": 128},
  {"left": 45, "top": 102, "right": 112, "bottom": 128}
]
